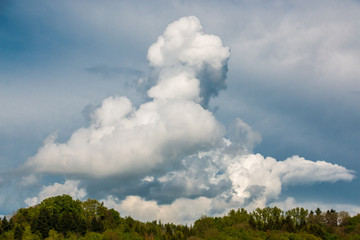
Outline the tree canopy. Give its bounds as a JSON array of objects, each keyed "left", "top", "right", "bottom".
[{"left": 1, "top": 194, "right": 359, "bottom": 239}]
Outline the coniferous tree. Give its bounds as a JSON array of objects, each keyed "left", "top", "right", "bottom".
[
  {"left": 2, "top": 217, "right": 10, "bottom": 232},
  {"left": 315, "top": 207, "right": 323, "bottom": 224}
]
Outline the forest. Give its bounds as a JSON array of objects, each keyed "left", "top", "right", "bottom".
[{"left": 0, "top": 194, "right": 359, "bottom": 239}]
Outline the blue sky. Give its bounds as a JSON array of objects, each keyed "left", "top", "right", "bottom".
[{"left": 1, "top": 0, "right": 360, "bottom": 223}]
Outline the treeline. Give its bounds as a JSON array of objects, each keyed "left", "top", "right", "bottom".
[{"left": 0, "top": 195, "right": 359, "bottom": 239}]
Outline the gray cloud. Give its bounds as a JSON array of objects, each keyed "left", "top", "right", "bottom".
[
  {"left": 243, "top": 185, "right": 266, "bottom": 206},
  {"left": 197, "top": 62, "right": 228, "bottom": 108},
  {"left": 98, "top": 147, "right": 354, "bottom": 224},
  {"left": 21, "top": 16, "right": 356, "bottom": 224},
  {"left": 2, "top": 0, "right": 360, "bottom": 222}
]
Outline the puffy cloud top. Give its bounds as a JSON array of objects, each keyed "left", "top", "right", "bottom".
[
  {"left": 100, "top": 150, "right": 355, "bottom": 224},
  {"left": 24, "top": 180, "right": 86, "bottom": 207},
  {"left": 147, "top": 16, "right": 230, "bottom": 107},
  {"left": 26, "top": 96, "right": 223, "bottom": 177},
  {"left": 147, "top": 16, "right": 230, "bottom": 70}
]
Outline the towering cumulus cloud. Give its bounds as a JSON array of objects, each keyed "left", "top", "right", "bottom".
[
  {"left": 25, "top": 16, "right": 229, "bottom": 178},
  {"left": 25, "top": 16, "right": 355, "bottom": 224},
  {"left": 148, "top": 16, "right": 230, "bottom": 107}
]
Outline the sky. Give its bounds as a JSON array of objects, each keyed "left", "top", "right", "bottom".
[{"left": 1, "top": 0, "right": 360, "bottom": 224}]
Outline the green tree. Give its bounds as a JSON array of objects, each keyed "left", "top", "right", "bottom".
[
  {"left": 90, "top": 217, "right": 104, "bottom": 233},
  {"left": 315, "top": 207, "right": 324, "bottom": 224},
  {"left": 0, "top": 217, "right": 3, "bottom": 234},
  {"left": 325, "top": 209, "right": 338, "bottom": 227},
  {"left": 2, "top": 217, "right": 11, "bottom": 232},
  {"left": 102, "top": 229, "right": 121, "bottom": 240},
  {"left": 45, "top": 229, "right": 64, "bottom": 240},
  {"left": 22, "top": 225, "right": 41, "bottom": 240},
  {"left": 37, "top": 207, "right": 51, "bottom": 239},
  {"left": 82, "top": 199, "right": 102, "bottom": 219},
  {"left": 282, "top": 215, "right": 295, "bottom": 232},
  {"left": 38, "top": 194, "right": 86, "bottom": 236},
  {"left": 58, "top": 211, "right": 76, "bottom": 235},
  {"left": 14, "top": 224, "right": 24, "bottom": 240},
  {"left": 338, "top": 211, "right": 350, "bottom": 226}
]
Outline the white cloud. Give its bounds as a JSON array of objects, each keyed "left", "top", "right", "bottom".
[
  {"left": 19, "top": 15, "right": 357, "bottom": 224},
  {"left": 102, "top": 150, "right": 357, "bottom": 223},
  {"left": 147, "top": 16, "right": 230, "bottom": 70},
  {"left": 25, "top": 16, "right": 228, "bottom": 178},
  {"left": 103, "top": 195, "right": 212, "bottom": 224},
  {"left": 196, "top": 151, "right": 354, "bottom": 209},
  {"left": 148, "top": 69, "right": 201, "bottom": 102},
  {"left": 274, "top": 155, "right": 355, "bottom": 184},
  {"left": 165, "top": 147, "right": 354, "bottom": 207},
  {"left": 148, "top": 16, "right": 230, "bottom": 107},
  {"left": 25, "top": 97, "right": 223, "bottom": 177},
  {"left": 24, "top": 180, "right": 87, "bottom": 207},
  {"left": 98, "top": 148, "right": 355, "bottom": 224},
  {"left": 194, "top": 150, "right": 355, "bottom": 209},
  {"left": 141, "top": 176, "right": 154, "bottom": 183}
]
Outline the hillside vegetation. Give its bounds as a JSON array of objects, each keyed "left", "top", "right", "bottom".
[{"left": 0, "top": 195, "right": 359, "bottom": 239}]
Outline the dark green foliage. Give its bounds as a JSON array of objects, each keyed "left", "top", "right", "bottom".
[
  {"left": 14, "top": 224, "right": 24, "bottom": 240},
  {"left": 1, "top": 195, "right": 360, "bottom": 239},
  {"left": 90, "top": 216, "right": 104, "bottom": 233},
  {"left": 37, "top": 207, "right": 51, "bottom": 238},
  {"left": 58, "top": 211, "right": 76, "bottom": 234},
  {"left": 345, "top": 214, "right": 360, "bottom": 237},
  {"left": 2, "top": 216, "right": 10, "bottom": 232},
  {"left": 194, "top": 216, "right": 216, "bottom": 235}
]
